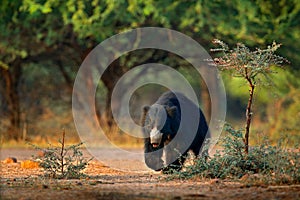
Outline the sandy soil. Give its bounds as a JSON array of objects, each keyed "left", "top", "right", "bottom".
[{"left": 0, "top": 148, "right": 299, "bottom": 200}]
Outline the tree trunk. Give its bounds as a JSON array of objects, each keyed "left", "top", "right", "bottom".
[
  {"left": 201, "top": 81, "right": 211, "bottom": 123},
  {"left": 0, "top": 62, "right": 22, "bottom": 140},
  {"left": 244, "top": 78, "right": 255, "bottom": 154},
  {"left": 200, "top": 66, "right": 213, "bottom": 123},
  {"left": 101, "top": 60, "right": 124, "bottom": 128}
]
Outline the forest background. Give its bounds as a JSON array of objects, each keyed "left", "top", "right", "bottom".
[{"left": 1, "top": 0, "right": 299, "bottom": 147}]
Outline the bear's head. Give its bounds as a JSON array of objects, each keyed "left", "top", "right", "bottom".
[{"left": 142, "top": 104, "right": 178, "bottom": 148}]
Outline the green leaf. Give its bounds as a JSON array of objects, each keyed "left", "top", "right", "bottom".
[{"left": 0, "top": 61, "right": 9, "bottom": 70}]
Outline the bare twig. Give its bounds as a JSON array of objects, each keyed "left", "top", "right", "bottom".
[{"left": 60, "top": 129, "right": 65, "bottom": 176}]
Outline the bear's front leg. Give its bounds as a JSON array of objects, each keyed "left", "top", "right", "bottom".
[
  {"left": 144, "top": 138, "right": 164, "bottom": 171},
  {"left": 163, "top": 142, "right": 187, "bottom": 173}
]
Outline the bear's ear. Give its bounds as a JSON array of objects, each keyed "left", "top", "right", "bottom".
[
  {"left": 142, "top": 105, "right": 150, "bottom": 114},
  {"left": 166, "top": 106, "right": 177, "bottom": 118}
]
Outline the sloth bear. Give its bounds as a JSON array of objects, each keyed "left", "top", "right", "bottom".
[{"left": 141, "top": 91, "right": 209, "bottom": 172}]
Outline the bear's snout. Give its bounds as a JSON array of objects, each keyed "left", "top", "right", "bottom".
[{"left": 150, "top": 127, "right": 163, "bottom": 148}]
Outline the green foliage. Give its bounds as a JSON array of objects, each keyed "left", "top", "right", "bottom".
[
  {"left": 30, "top": 131, "right": 92, "bottom": 179},
  {"left": 173, "top": 124, "right": 300, "bottom": 184},
  {"left": 5, "top": 0, "right": 299, "bottom": 65},
  {"left": 1, "top": 0, "right": 299, "bottom": 71},
  {"left": 266, "top": 86, "right": 300, "bottom": 144}
]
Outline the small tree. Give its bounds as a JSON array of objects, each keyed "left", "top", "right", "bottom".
[
  {"left": 31, "top": 130, "right": 92, "bottom": 179},
  {"left": 211, "top": 39, "right": 288, "bottom": 154}
]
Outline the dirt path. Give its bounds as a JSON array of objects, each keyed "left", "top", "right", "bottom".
[
  {"left": 1, "top": 148, "right": 299, "bottom": 200},
  {"left": 0, "top": 148, "right": 150, "bottom": 172}
]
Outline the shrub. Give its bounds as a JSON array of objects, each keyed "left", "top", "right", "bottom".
[
  {"left": 175, "top": 124, "right": 299, "bottom": 184},
  {"left": 30, "top": 130, "right": 92, "bottom": 179}
]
